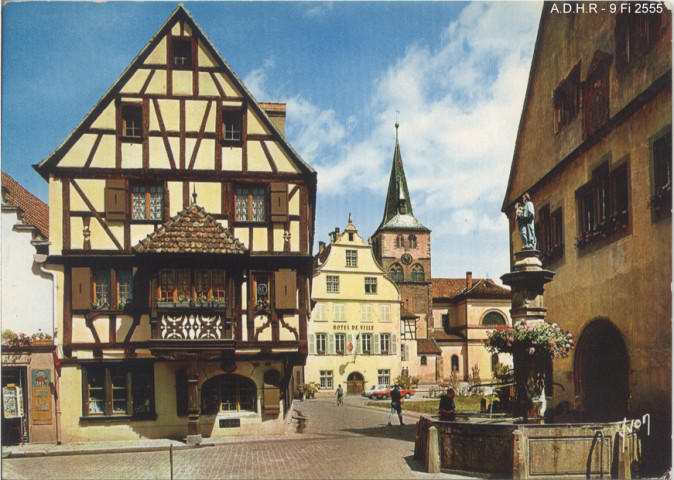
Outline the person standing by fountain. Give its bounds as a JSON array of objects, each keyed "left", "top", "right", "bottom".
[
  {"left": 438, "top": 388, "right": 456, "bottom": 421},
  {"left": 515, "top": 193, "right": 537, "bottom": 249}
]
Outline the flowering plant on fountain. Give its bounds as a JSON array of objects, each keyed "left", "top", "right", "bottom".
[{"left": 484, "top": 320, "right": 575, "bottom": 359}]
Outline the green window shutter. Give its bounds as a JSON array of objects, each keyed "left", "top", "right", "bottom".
[
  {"left": 356, "top": 335, "right": 362, "bottom": 355},
  {"left": 373, "top": 334, "right": 380, "bottom": 354},
  {"left": 391, "top": 334, "right": 397, "bottom": 356},
  {"left": 308, "top": 334, "right": 316, "bottom": 355}
]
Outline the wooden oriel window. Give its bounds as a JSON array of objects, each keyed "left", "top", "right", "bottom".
[
  {"left": 158, "top": 268, "right": 226, "bottom": 303},
  {"left": 235, "top": 186, "right": 265, "bottom": 222}
]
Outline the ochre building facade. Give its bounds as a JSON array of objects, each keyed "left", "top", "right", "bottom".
[{"left": 503, "top": 3, "right": 671, "bottom": 474}]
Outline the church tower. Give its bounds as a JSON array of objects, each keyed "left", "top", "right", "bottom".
[{"left": 371, "top": 124, "right": 432, "bottom": 340}]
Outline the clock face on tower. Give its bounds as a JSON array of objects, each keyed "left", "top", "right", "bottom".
[{"left": 401, "top": 253, "right": 413, "bottom": 265}]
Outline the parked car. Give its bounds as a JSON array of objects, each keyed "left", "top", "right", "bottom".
[
  {"left": 372, "top": 386, "right": 416, "bottom": 400},
  {"left": 362, "top": 384, "right": 390, "bottom": 399}
]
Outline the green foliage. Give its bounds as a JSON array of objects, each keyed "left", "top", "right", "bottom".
[
  {"left": 484, "top": 320, "right": 575, "bottom": 358},
  {"left": 448, "top": 367, "right": 460, "bottom": 392},
  {"left": 468, "top": 364, "right": 483, "bottom": 396},
  {"left": 393, "top": 373, "right": 420, "bottom": 389},
  {"left": 301, "top": 382, "right": 319, "bottom": 399},
  {"left": 491, "top": 362, "right": 514, "bottom": 410},
  {"left": 1, "top": 329, "right": 52, "bottom": 347}
]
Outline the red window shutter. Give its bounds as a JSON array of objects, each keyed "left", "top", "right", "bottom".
[
  {"left": 270, "top": 183, "right": 288, "bottom": 223},
  {"left": 72, "top": 267, "right": 92, "bottom": 310},
  {"left": 274, "top": 269, "right": 296, "bottom": 310},
  {"left": 105, "top": 179, "right": 127, "bottom": 220}
]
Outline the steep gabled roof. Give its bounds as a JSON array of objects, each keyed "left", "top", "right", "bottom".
[
  {"left": 1, "top": 172, "right": 49, "bottom": 239},
  {"left": 134, "top": 203, "right": 246, "bottom": 254},
  {"left": 376, "top": 124, "right": 429, "bottom": 233},
  {"left": 33, "top": 4, "right": 315, "bottom": 179}
]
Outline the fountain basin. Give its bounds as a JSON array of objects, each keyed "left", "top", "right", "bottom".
[{"left": 414, "top": 415, "right": 641, "bottom": 479}]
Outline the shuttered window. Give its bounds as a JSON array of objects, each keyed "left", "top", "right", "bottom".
[
  {"left": 270, "top": 183, "right": 288, "bottom": 223},
  {"left": 72, "top": 267, "right": 92, "bottom": 310},
  {"left": 274, "top": 269, "right": 296, "bottom": 310},
  {"left": 105, "top": 180, "right": 127, "bottom": 220}
]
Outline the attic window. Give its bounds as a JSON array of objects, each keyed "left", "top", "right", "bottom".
[
  {"left": 121, "top": 104, "right": 143, "bottom": 141},
  {"left": 172, "top": 38, "right": 192, "bottom": 67},
  {"left": 222, "top": 110, "right": 242, "bottom": 142}
]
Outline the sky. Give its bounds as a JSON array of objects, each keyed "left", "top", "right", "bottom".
[{"left": 1, "top": 1, "right": 542, "bottom": 281}]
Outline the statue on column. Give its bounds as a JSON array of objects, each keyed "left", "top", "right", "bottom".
[{"left": 515, "top": 193, "right": 537, "bottom": 250}]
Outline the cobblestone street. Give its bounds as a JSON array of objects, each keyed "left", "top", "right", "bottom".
[{"left": 2, "top": 397, "right": 474, "bottom": 480}]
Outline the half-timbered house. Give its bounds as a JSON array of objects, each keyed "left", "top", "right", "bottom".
[{"left": 34, "top": 5, "right": 316, "bottom": 443}]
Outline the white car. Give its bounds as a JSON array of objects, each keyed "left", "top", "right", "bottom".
[{"left": 362, "top": 384, "right": 390, "bottom": 399}]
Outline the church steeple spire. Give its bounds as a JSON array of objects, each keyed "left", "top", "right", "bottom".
[{"left": 376, "top": 123, "right": 429, "bottom": 233}]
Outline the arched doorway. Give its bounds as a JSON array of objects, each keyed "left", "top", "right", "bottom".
[
  {"left": 575, "top": 319, "right": 629, "bottom": 421},
  {"left": 346, "top": 372, "right": 364, "bottom": 394}
]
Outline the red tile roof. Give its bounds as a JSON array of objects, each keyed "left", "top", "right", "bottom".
[
  {"left": 1, "top": 172, "right": 49, "bottom": 239},
  {"left": 134, "top": 204, "right": 247, "bottom": 254},
  {"left": 432, "top": 278, "right": 466, "bottom": 299},
  {"left": 417, "top": 338, "right": 442, "bottom": 355},
  {"left": 432, "top": 277, "right": 510, "bottom": 301}
]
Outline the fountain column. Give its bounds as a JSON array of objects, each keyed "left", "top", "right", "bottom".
[{"left": 501, "top": 249, "right": 555, "bottom": 422}]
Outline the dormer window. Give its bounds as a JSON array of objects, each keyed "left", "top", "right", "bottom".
[{"left": 172, "top": 38, "right": 192, "bottom": 67}]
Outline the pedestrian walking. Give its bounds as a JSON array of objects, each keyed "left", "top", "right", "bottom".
[
  {"left": 387, "top": 385, "right": 404, "bottom": 425},
  {"left": 438, "top": 387, "right": 456, "bottom": 421},
  {"left": 336, "top": 384, "right": 344, "bottom": 406}
]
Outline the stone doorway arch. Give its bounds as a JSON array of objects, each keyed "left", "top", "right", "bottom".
[
  {"left": 574, "top": 318, "right": 630, "bottom": 421},
  {"left": 346, "top": 372, "right": 365, "bottom": 395}
]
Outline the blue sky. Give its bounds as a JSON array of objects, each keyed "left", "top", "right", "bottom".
[{"left": 2, "top": 1, "right": 542, "bottom": 281}]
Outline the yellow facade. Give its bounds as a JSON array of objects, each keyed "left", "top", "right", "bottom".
[
  {"left": 307, "top": 220, "right": 402, "bottom": 394},
  {"left": 35, "top": 6, "right": 316, "bottom": 442}
]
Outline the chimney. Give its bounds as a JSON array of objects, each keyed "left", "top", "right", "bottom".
[
  {"left": 259, "top": 103, "right": 286, "bottom": 136},
  {"left": 466, "top": 271, "right": 473, "bottom": 290},
  {"left": 318, "top": 241, "right": 325, "bottom": 253}
]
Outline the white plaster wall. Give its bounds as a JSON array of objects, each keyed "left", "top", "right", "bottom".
[{"left": 1, "top": 209, "right": 53, "bottom": 336}]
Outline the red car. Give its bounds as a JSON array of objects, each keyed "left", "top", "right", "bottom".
[{"left": 372, "top": 387, "right": 415, "bottom": 400}]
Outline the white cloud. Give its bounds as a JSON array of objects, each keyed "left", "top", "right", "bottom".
[{"left": 245, "top": 2, "right": 540, "bottom": 277}]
